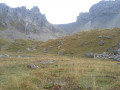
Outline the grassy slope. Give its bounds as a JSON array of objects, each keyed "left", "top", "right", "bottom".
[
  {"left": 0, "top": 39, "right": 42, "bottom": 53},
  {"left": 0, "top": 28, "right": 120, "bottom": 89},
  {"left": 39, "top": 28, "right": 120, "bottom": 57}
]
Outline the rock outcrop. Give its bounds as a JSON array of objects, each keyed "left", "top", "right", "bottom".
[
  {"left": 0, "top": 3, "right": 65, "bottom": 41},
  {"left": 59, "top": 0, "right": 120, "bottom": 34}
]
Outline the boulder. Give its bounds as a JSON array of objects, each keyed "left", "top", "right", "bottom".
[
  {"left": 0, "top": 55, "right": 3, "bottom": 58},
  {"left": 39, "top": 61, "right": 53, "bottom": 64},
  {"left": 98, "top": 35, "right": 103, "bottom": 38},
  {"left": 42, "top": 48, "right": 47, "bottom": 53},
  {"left": 98, "top": 40, "right": 104, "bottom": 46},
  {"left": 85, "top": 52, "right": 94, "bottom": 58},
  {"left": 0, "top": 54, "right": 9, "bottom": 58},
  {"left": 80, "top": 42, "right": 87, "bottom": 47},
  {"left": 108, "top": 55, "right": 116, "bottom": 59},
  {"left": 113, "top": 50, "right": 119, "bottom": 55},
  {"left": 72, "top": 62, "right": 75, "bottom": 65},
  {"left": 52, "top": 59, "right": 56, "bottom": 62},
  {"left": 118, "top": 42, "right": 120, "bottom": 48},
  {"left": 58, "top": 46, "right": 61, "bottom": 49},
  {"left": 105, "top": 36, "right": 111, "bottom": 39},
  {"left": 27, "top": 64, "right": 39, "bottom": 69},
  {"left": 26, "top": 48, "right": 31, "bottom": 51},
  {"left": 107, "top": 48, "right": 113, "bottom": 52},
  {"left": 114, "top": 55, "right": 120, "bottom": 62},
  {"left": 58, "top": 51, "right": 64, "bottom": 55},
  {"left": 18, "top": 56, "right": 21, "bottom": 58},
  {"left": 102, "top": 52, "right": 108, "bottom": 56},
  {"left": 113, "top": 49, "right": 120, "bottom": 55},
  {"left": 49, "top": 45, "right": 53, "bottom": 48},
  {"left": 82, "top": 42, "right": 87, "bottom": 46},
  {"left": 94, "top": 52, "right": 110, "bottom": 59},
  {"left": 117, "top": 49, "right": 120, "bottom": 55}
]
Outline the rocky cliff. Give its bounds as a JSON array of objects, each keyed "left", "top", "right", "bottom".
[
  {"left": 59, "top": 0, "right": 120, "bottom": 34},
  {"left": 0, "top": 3, "right": 65, "bottom": 41}
]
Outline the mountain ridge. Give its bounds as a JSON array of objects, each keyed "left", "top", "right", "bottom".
[
  {"left": 0, "top": 3, "right": 65, "bottom": 41},
  {"left": 59, "top": 0, "right": 120, "bottom": 35}
]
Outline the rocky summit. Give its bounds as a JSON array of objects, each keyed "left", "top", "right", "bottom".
[
  {"left": 0, "top": 3, "right": 65, "bottom": 41},
  {"left": 59, "top": 0, "right": 120, "bottom": 34}
]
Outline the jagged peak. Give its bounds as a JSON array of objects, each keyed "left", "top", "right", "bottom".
[
  {"left": 30, "top": 6, "right": 40, "bottom": 13},
  {"left": 101, "top": 0, "right": 115, "bottom": 2}
]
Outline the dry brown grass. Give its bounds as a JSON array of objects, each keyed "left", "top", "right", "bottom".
[{"left": 0, "top": 53, "right": 120, "bottom": 90}]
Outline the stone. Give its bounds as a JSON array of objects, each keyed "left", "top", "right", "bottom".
[
  {"left": 58, "top": 46, "right": 61, "bottom": 49},
  {"left": 82, "top": 42, "right": 87, "bottom": 46},
  {"left": 94, "top": 52, "right": 113, "bottom": 59},
  {"left": 0, "top": 45, "right": 6, "bottom": 50},
  {"left": 107, "top": 48, "right": 113, "bottom": 52},
  {"left": 26, "top": 48, "right": 31, "bottom": 51},
  {"left": 55, "top": 64, "right": 58, "bottom": 67},
  {"left": 101, "top": 52, "right": 109, "bottom": 59},
  {"left": 85, "top": 52, "right": 94, "bottom": 58},
  {"left": 80, "top": 42, "right": 87, "bottom": 47},
  {"left": 52, "top": 59, "right": 56, "bottom": 62},
  {"left": 27, "top": 64, "right": 39, "bottom": 69},
  {"left": 18, "top": 56, "right": 21, "bottom": 58},
  {"left": 98, "top": 40, "right": 104, "bottom": 46},
  {"left": 113, "top": 49, "right": 120, "bottom": 55},
  {"left": 105, "top": 36, "right": 111, "bottom": 39},
  {"left": 49, "top": 45, "right": 53, "bottom": 48},
  {"left": 58, "top": 51, "right": 64, "bottom": 55},
  {"left": 72, "top": 62, "right": 75, "bottom": 65},
  {"left": 114, "top": 55, "right": 120, "bottom": 62},
  {"left": 0, "top": 54, "right": 9, "bottom": 58},
  {"left": 102, "top": 52, "right": 108, "bottom": 56},
  {"left": 0, "top": 55, "right": 3, "bottom": 58},
  {"left": 98, "top": 35, "right": 103, "bottom": 38},
  {"left": 42, "top": 48, "right": 47, "bottom": 53},
  {"left": 108, "top": 55, "right": 116, "bottom": 59},
  {"left": 118, "top": 42, "right": 120, "bottom": 48},
  {"left": 113, "top": 50, "right": 119, "bottom": 55},
  {"left": 4, "top": 54, "right": 9, "bottom": 58},
  {"left": 39, "top": 61, "right": 53, "bottom": 64},
  {"left": 117, "top": 49, "right": 120, "bottom": 54}
]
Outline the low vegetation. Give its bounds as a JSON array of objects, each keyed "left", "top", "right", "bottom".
[
  {"left": 0, "top": 28, "right": 120, "bottom": 89},
  {"left": 0, "top": 53, "right": 120, "bottom": 90},
  {"left": 38, "top": 28, "right": 120, "bottom": 57}
]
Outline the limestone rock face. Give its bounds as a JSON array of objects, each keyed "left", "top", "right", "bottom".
[
  {"left": 59, "top": 0, "right": 120, "bottom": 34},
  {"left": 0, "top": 3, "right": 65, "bottom": 41}
]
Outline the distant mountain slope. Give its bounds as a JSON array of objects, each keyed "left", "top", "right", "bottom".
[
  {"left": 59, "top": 0, "right": 120, "bottom": 35},
  {"left": 38, "top": 28, "right": 120, "bottom": 57},
  {"left": 0, "top": 3, "right": 65, "bottom": 41},
  {"left": 1, "top": 28, "right": 120, "bottom": 57}
]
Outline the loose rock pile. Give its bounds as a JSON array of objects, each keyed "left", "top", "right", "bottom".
[{"left": 86, "top": 50, "right": 120, "bottom": 62}]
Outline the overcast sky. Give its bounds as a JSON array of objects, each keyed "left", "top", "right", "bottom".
[{"left": 0, "top": 0, "right": 101, "bottom": 24}]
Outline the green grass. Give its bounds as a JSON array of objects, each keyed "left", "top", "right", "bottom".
[
  {"left": 0, "top": 53, "right": 120, "bottom": 90},
  {"left": 1, "top": 28, "right": 120, "bottom": 57},
  {"left": 0, "top": 28, "right": 120, "bottom": 89},
  {"left": 38, "top": 28, "right": 120, "bottom": 57},
  {"left": 0, "top": 39, "right": 42, "bottom": 52}
]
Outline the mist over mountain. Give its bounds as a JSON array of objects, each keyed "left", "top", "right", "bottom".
[
  {"left": 0, "top": 3, "right": 65, "bottom": 41},
  {"left": 59, "top": 0, "right": 120, "bottom": 34}
]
